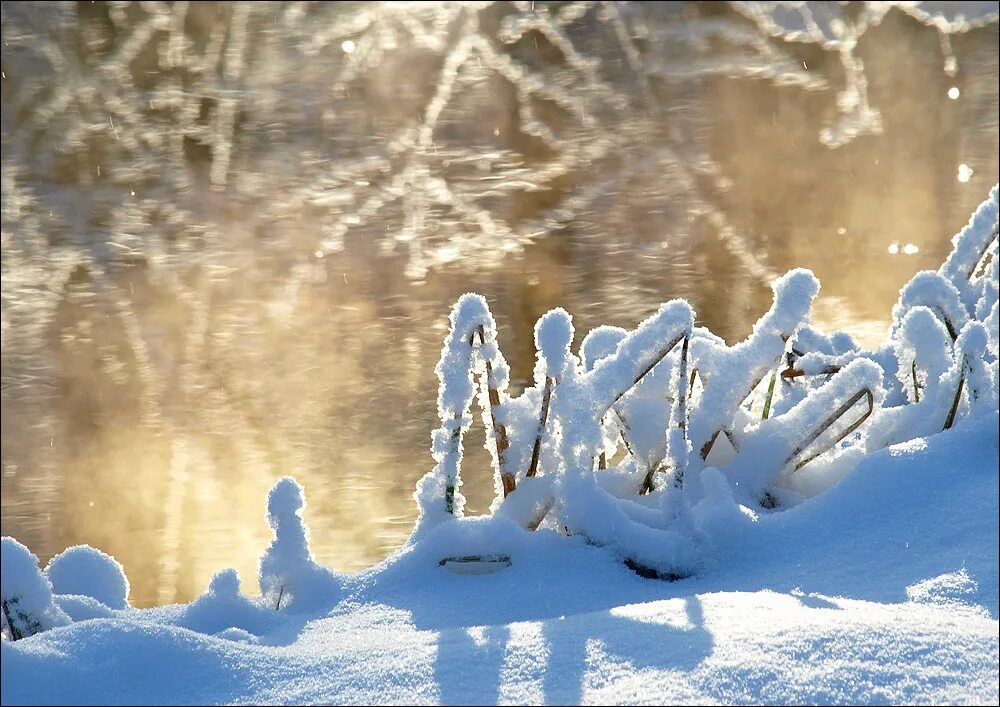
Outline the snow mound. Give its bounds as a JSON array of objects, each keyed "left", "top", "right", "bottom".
[
  {"left": 258, "top": 476, "right": 341, "bottom": 614},
  {"left": 45, "top": 545, "right": 130, "bottom": 610},
  {"left": 178, "top": 570, "right": 280, "bottom": 638},
  {"left": 1, "top": 537, "right": 71, "bottom": 641},
  {"left": 906, "top": 569, "right": 982, "bottom": 610}
]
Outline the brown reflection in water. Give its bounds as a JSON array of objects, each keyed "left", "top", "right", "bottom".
[
  {"left": 1, "top": 2, "right": 997, "bottom": 606},
  {"left": 708, "top": 8, "right": 1000, "bottom": 343}
]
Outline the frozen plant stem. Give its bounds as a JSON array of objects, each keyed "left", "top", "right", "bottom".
[
  {"left": 943, "top": 358, "right": 967, "bottom": 430},
  {"left": 762, "top": 370, "right": 777, "bottom": 419},
  {"left": 607, "top": 333, "right": 686, "bottom": 409},
  {"left": 641, "top": 336, "right": 691, "bottom": 494},
  {"left": 790, "top": 389, "right": 875, "bottom": 471},
  {"left": 526, "top": 376, "right": 553, "bottom": 478},
  {"left": 471, "top": 325, "right": 514, "bottom": 496},
  {"left": 2, "top": 599, "right": 23, "bottom": 641}
]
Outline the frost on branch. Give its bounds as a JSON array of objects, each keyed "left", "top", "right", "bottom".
[
  {"left": 976, "top": 255, "right": 999, "bottom": 325},
  {"left": 891, "top": 271, "right": 969, "bottom": 341},
  {"left": 893, "top": 307, "right": 953, "bottom": 403},
  {"left": 414, "top": 293, "right": 515, "bottom": 529},
  {"left": 535, "top": 309, "right": 577, "bottom": 385},
  {"left": 722, "top": 358, "right": 886, "bottom": 507},
  {"left": 939, "top": 183, "right": 1000, "bottom": 311},
  {"left": 688, "top": 268, "right": 820, "bottom": 478}
]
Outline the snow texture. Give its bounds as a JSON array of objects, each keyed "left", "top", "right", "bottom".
[
  {"left": 178, "top": 570, "right": 280, "bottom": 639},
  {"left": 1, "top": 537, "right": 70, "bottom": 641},
  {"left": 891, "top": 270, "right": 969, "bottom": 340},
  {"left": 688, "top": 268, "right": 820, "bottom": 475},
  {"left": 257, "top": 477, "right": 340, "bottom": 614},
  {"left": 940, "top": 182, "right": 1000, "bottom": 311},
  {"left": 893, "top": 306, "right": 953, "bottom": 402},
  {"left": 45, "top": 545, "right": 130, "bottom": 610},
  {"left": 53, "top": 594, "right": 116, "bottom": 623},
  {"left": 416, "top": 293, "right": 511, "bottom": 527},
  {"left": 410, "top": 187, "right": 997, "bottom": 576},
  {"left": 535, "top": 308, "right": 576, "bottom": 383},
  {"left": 724, "top": 358, "right": 885, "bottom": 505}
]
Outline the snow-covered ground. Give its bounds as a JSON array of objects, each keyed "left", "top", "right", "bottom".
[{"left": 2, "top": 410, "right": 997, "bottom": 705}]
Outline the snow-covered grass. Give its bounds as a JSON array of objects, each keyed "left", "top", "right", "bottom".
[
  {"left": 1, "top": 185, "right": 997, "bottom": 705},
  {"left": 409, "top": 185, "right": 998, "bottom": 581}
]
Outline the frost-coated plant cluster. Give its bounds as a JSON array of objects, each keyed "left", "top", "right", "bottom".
[
  {"left": 1, "top": 184, "right": 997, "bottom": 642},
  {"left": 413, "top": 184, "right": 1000, "bottom": 578}
]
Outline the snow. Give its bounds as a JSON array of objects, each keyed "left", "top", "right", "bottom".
[
  {"left": 415, "top": 293, "right": 512, "bottom": 526},
  {"left": 1, "top": 538, "right": 71, "bottom": 640},
  {"left": 940, "top": 182, "right": 999, "bottom": 310},
  {"left": 52, "top": 594, "right": 116, "bottom": 623},
  {"left": 177, "top": 570, "right": 281, "bottom": 639},
  {"left": 977, "top": 252, "right": 999, "bottom": 322},
  {"left": 986, "top": 299, "right": 1000, "bottom": 358},
  {"left": 891, "top": 270, "right": 969, "bottom": 340},
  {"left": 688, "top": 268, "right": 820, "bottom": 478},
  {"left": 1, "top": 413, "right": 997, "bottom": 705},
  {"left": 722, "top": 357, "right": 886, "bottom": 506},
  {"left": 580, "top": 325, "right": 627, "bottom": 372},
  {"left": 257, "top": 477, "right": 340, "bottom": 614},
  {"left": 583, "top": 300, "right": 693, "bottom": 411},
  {"left": 45, "top": 545, "right": 131, "bottom": 610},
  {"left": 892, "top": 305, "right": 953, "bottom": 402},
  {"left": 534, "top": 308, "right": 576, "bottom": 383}
]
